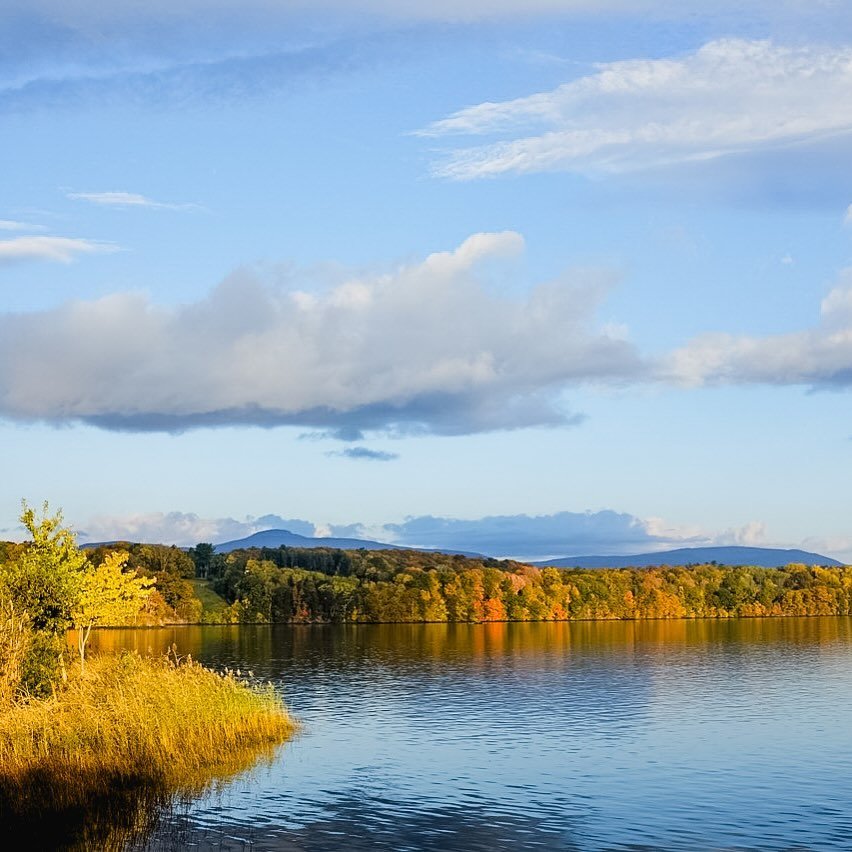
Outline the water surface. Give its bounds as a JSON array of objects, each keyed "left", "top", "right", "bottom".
[{"left": 89, "top": 619, "right": 852, "bottom": 850}]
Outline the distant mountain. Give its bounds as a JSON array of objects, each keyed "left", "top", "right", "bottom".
[
  {"left": 214, "top": 528, "right": 482, "bottom": 558},
  {"left": 533, "top": 546, "right": 842, "bottom": 569},
  {"left": 215, "top": 528, "right": 402, "bottom": 553}
]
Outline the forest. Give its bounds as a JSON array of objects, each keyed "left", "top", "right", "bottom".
[
  {"left": 202, "top": 545, "right": 852, "bottom": 623},
  {"left": 3, "top": 538, "right": 852, "bottom": 626}
]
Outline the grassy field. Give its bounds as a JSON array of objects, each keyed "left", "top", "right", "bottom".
[{"left": 191, "top": 578, "right": 231, "bottom": 621}]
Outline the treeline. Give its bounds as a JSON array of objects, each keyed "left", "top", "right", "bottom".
[
  {"left": 210, "top": 545, "right": 522, "bottom": 581},
  {"left": 85, "top": 543, "right": 200, "bottom": 623},
  {"left": 208, "top": 547, "right": 852, "bottom": 623},
  {"left": 7, "top": 537, "right": 851, "bottom": 625}
]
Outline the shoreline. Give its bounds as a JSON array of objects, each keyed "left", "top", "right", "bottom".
[
  {"left": 84, "top": 610, "right": 852, "bottom": 628},
  {"left": 0, "top": 651, "right": 295, "bottom": 848}
]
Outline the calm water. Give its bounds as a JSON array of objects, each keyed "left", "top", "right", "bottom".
[{"left": 89, "top": 618, "right": 852, "bottom": 851}]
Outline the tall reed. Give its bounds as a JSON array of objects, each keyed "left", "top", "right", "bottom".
[
  {"left": 0, "top": 601, "right": 31, "bottom": 705},
  {"left": 0, "top": 650, "right": 295, "bottom": 848}
]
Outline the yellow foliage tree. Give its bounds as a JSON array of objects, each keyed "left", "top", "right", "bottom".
[{"left": 73, "top": 551, "right": 155, "bottom": 669}]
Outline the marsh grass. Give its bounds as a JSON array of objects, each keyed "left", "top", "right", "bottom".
[
  {"left": 0, "top": 602, "right": 30, "bottom": 705},
  {"left": 0, "top": 650, "right": 295, "bottom": 849}
]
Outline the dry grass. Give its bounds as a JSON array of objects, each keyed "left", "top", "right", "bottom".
[
  {"left": 0, "top": 602, "right": 30, "bottom": 706},
  {"left": 0, "top": 650, "right": 295, "bottom": 848}
]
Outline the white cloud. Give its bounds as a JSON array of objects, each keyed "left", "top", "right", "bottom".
[
  {"left": 355, "top": 511, "right": 809, "bottom": 560},
  {"left": 385, "top": 509, "right": 674, "bottom": 558},
  {"left": 664, "top": 267, "right": 852, "bottom": 388},
  {"left": 845, "top": 204, "right": 852, "bottom": 226},
  {"left": 801, "top": 535, "right": 852, "bottom": 565},
  {"left": 0, "top": 231, "right": 640, "bottom": 435},
  {"left": 711, "top": 521, "right": 768, "bottom": 547},
  {"left": 2, "top": 5, "right": 837, "bottom": 113},
  {"left": 77, "top": 511, "right": 316, "bottom": 546},
  {"left": 66, "top": 506, "right": 850, "bottom": 562},
  {"left": 0, "top": 235, "right": 117, "bottom": 265},
  {"left": 421, "top": 39, "right": 852, "bottom": 179},
  {"left": 67, "top": 191, "right": 200, "bottom": 211}
]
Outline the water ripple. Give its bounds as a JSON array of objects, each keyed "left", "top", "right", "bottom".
[{"left": 90, "top": 618, "right": 852, "bottom": 851}]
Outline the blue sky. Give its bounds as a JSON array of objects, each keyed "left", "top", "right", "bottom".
[{"left": 2, "top": 1, "right": 852, "bottom": 560}]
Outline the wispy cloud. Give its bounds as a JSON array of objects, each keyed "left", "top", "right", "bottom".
[
  {"left": 0, "top": 219, "right": 42, "bottom": 232},
  {"left": 845, "top": 204, "right": 852, "bottom": 226},
  {"left": 421, "top": 39, "right": 852, "bottom": 179},
  {"left": 327, "top": 446, "right": 400, "bottom": 462},
  {"left": 68, "top": 191, "right": 201, "bottom": 211},
  {"left": 0, "top": 231, "right": 639, "bottom": 435},
  {"left": 0, "top": 235, "right": 117, "bottom": 265},
  {"left": 663, "top": 267, "right": 852, "bottom": 388},
  {"left": 0, "top": 0, "right": 828, "bottom": 35},
  {"left": 0, "top": 33, "right": 392, "bottom": 114}
]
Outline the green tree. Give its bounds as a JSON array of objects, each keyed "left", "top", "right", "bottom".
[
  {"left": 1, "top": 502, "right": 87, "bottom": 634},
  {"left": 189, "top": 542, "right": 216, "bottom": 579},
  {"left": 0, "top": 502, "right": 90, "bottom": 692}
]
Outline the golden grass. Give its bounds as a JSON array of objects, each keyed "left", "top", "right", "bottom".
[
  {"left": 0, "top": 651, "right": 295, "bottom": 849},
  {"left": 0, "top": 602, "right": 30, "bottom": 706}
]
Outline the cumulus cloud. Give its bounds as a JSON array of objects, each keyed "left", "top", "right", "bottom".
[
  {"left": 67, "top": 191, "right": 201, "bottom": 211},
  {"left": 327, "top": 446, "right": 400, "bottom": 461},
  {"left": 377, "top": 512, "right": 804, "bottom": 559},
  {"left": 0, "top": 235, "right": 117, "bottom": 265},
  {"left": 69, "top": 506, "right": 846, "bottom": 561},
  {"left": 384, "top": 510, "right": 679, "bottom": 558},
  {"left": 421, "top": 39, "right": 852, "bottom": 179},
  {"left": 77, "top": 511, "right": 316, "bottom": 546},
  {"left": 0, "top": 231, "right": 640, "bottom": 435},
  {"left": 663, "top": 267, "right": 852, "bottom": 388}
]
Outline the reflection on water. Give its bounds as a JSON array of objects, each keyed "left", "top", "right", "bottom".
[
  {"left": 141, "top": 795, "right": 579, "bottom": 851},
  {"left": 86, "top": 619, "right": 852, "bottom": 850},
  {"left": 0, "top": 740, "right": 282, "bottom": 851},
  {"left": 1, "top": 775, "right": 168, "bottom": 852}
]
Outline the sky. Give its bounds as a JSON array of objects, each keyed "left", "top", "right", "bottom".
[{"left": 2, "top": 1, "right": 852, "bottom": 560}]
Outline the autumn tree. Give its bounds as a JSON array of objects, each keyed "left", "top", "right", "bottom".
[{"left": 73, "top": 550, "right": 155, "bottom": 669}]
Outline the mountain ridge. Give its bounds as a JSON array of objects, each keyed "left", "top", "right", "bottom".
[
  {"left": 213, "top": 528, "right": 483, "bottom": 558},
  {"left": 83, "top": 531, "right": 843, "bottom": 568},
  {"left": 532, "top": 545, "right": 842, "bottom": 569}
]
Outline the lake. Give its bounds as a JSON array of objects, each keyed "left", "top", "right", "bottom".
[{"left": 88, "top": 618, "right": 852, "bottom": 850}]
